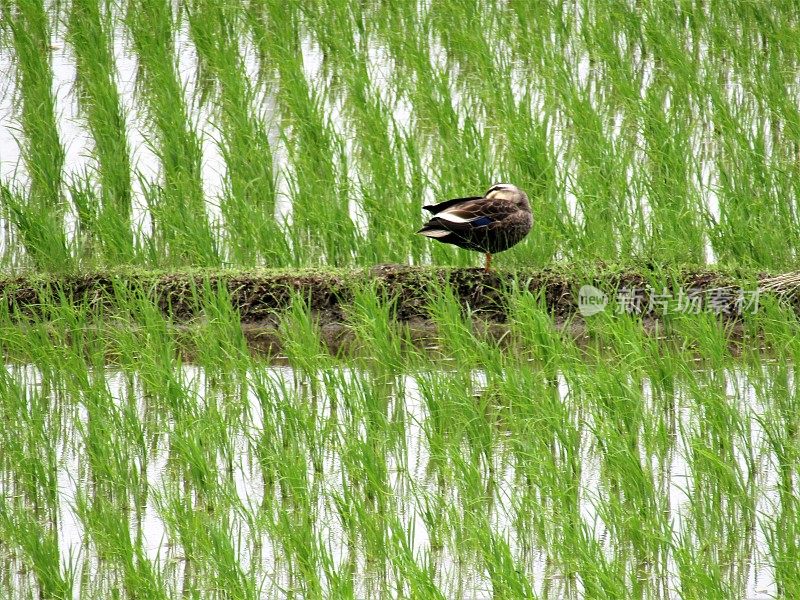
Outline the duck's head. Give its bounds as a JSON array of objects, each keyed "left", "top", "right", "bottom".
[{"left": 485, "top": 183, "right": 530, "bottom": 210}]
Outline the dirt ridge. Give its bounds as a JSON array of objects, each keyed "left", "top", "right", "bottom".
[{"left": 0, "top": 264, "right": 772, "bottom": 325}]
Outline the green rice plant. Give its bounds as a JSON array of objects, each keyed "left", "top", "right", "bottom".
[
  {"left": 414, "top": 364, "right": 500, "bottom": 570},
  {"left": 428, "top": 0, "right": 503, "bottom": 101},
  {"left": 303, "top": 2, "right": 427, "bottom": 265},
  {"left": 105, "top": 282, "right": 184, "bottom": 409},
  {"left": 185, "top": 0, "right": 286, "bottom": 265},
  {"left": 0, "top": 0, "right": 798, "bottom": 270},
  {"left": 676, "top": 370, "right": 757, "bottom": 596},
  {"left": 66, "top": 171, "right": 103, "bottom": 263},
  {"left": 386, "top": 516, "right": 444, "bottom": 599},
  {"left": 75, "top": 492, "right": 168, "bottom": 599},
  {"left": 124, "top": 0, "right": 218, "bottom": 266},
  {"left": 344, "top": 76, "right": 418, "bottom": 265},
  {"left": 0, "top": 366, "right": 59, "bottom": 524},
  {"left": 2, "top": 282, "right": 800, "bottom": 596},
  {"left": 276, "top": 291, "right": 329, "bottom": 375},
  {"left": 0, "top": 358, "right": 71, "bottom": 599},
  {"left": 163, "top": 484, "right": 257, "bottom": 599},
  {"left": 333, "top": 367, "right": 403, "bottom": 510},
  {"left": 477, "top": 527, "right": 535, "bottom": 599},
  {"left": 425, "top": 280, "right": 490, "bottom": 365},
  {"left": 743, "top": 296, "right": 798, "bottom": 360},
  {"left": 500, "top": 102, "right": 564, "bottom": 267},
  {"left": 640, "top": 78, "right": 705, "bottom": 263},
  {"left": 701, "top": 5, "right": 800, "bottom": 269},
  {"left": 250, "top": 371, "right": 325, "bottom": 597},
  {"left": 561, "top": 83, "right": 639, "bottom": 261},
  {"left": 706, "top": 89, "right": 800, "bottom": 268},
  {"left": 576, "top": 360, "right": 669, "bottom": 594},
  {"left": 754, "top": 360, "right": 800, "bottom": 598},
  {"left": 186, "top": 278, "right": 250, "bottom": 376},
  {"left": 246, "top": 0, "right": 355, "bottom": 266},
  {"left": 0, "top": 0, "right": 69, "bottom": 271},
  {"left": 507, "top": 284, "right": 573, "bottom": 375},
  {"left": 342, "top": 280, "right": 412, "bottom": 373},
  {"left": 741, "top": 298, "right": 800, "bottom": 597},
  {"left": 66, "top": 0, "right": 135, "bottom": 263},
  {"left": 0, "top": 183, "right": 71, "bottom": 271},
  {"left": 504, "top": 377, "right": 583, "bottom": 595},
  {"left": 0, "top": 498, "right": 73, "bottom": 599}
]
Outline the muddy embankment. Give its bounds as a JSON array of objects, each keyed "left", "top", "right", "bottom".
[{"left": 1, "top": 265, "right": 798, "bottom": 356}]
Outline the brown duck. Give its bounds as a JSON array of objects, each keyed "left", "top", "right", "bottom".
[{"left": 417, "top": 183, "right": 532, "bottom": 271}]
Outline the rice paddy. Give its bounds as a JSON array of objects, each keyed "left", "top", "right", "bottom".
[{"left": 1, "top": 0, "right": 800, "bottom": 598}]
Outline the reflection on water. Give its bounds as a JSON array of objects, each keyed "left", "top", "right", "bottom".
[{"left": 0, "top": 362, "right": 781, "bottom": 598}]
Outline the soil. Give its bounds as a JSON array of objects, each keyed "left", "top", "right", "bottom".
[{"left": 0, "top": 264, "right": 787, "bottom": 356}]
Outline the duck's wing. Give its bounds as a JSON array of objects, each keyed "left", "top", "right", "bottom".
[
  {"left": 427, "top": 196, "right": 518, "bottom": 224},
  {"left": 422, "top": 196, "right": 483, "bottom": 214},
  {"left": 419, "top": 197, "right": 490, "bottom": 232},
  {"left": 417, "top": 197, "right": 518, "bottom": 242}
]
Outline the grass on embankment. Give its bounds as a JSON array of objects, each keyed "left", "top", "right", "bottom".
[
  {"left": 0, "top": 263, "right": 762, "bottom": 319},
  {"left": 0, "top": 263, "right": 786, "bottom": 359}
]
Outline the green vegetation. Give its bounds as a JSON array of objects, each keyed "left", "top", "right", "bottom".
[
  {"left": 1, "top": 0, "right": 799, "bottom": 271},
  {"left": 1, "top": 0, "right": 799, "bottom": 597},
  {"left": 0, "top": 284, "right": 797, "bottom": 597}
]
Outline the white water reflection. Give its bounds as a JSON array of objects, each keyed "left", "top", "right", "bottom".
[{"left": 0, "top": 362, "right": 782, "bottom": 598}]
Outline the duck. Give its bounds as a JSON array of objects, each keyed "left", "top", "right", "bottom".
[{"left": 416, "top": 183, "right": 532, "bottom": 271}]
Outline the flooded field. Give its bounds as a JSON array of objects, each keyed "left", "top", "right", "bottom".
[
  {"left": 2, "top": 285, "right": 799, "bottom": 599},
  {"left": 0, "top": 362, "right": 782, "bottom": 598},
  {"left": 1, "top": 1, "right": 799, "bottom": 271},
  {"left": 2, "top": 1, "right": 800, "bottom": 598}
]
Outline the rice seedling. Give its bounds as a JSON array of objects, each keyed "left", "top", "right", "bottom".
[
  {"left": 0, "top": 277, "right": 796, "bottom": 597},
  {"left": 2, "top": 1, "right": 800, "bottom": 598},
  {"left": 0, "top": 0, "right": 796, "bottom": 270},
  {"left": 342, "top": 280, "right": 412, "bottom": 373},
  {"left": 0, "top": 0, "right": 70, "bottom": 271},
  {"left": 185, "top": 0, "right": 286, "bottom": 266},
  {"left": 124, "top": 0, "right": 218, "bottom": 266},
  {"left": 246, "top": 0, "right": 357, "bottom": 267},
  {"left": 66, "top": 0, "right": 134, "bottom": 263}
]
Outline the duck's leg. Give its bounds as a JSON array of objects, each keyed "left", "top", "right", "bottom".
[{"left": 484, "top": 253, "right": 492, "bottom": 272}]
